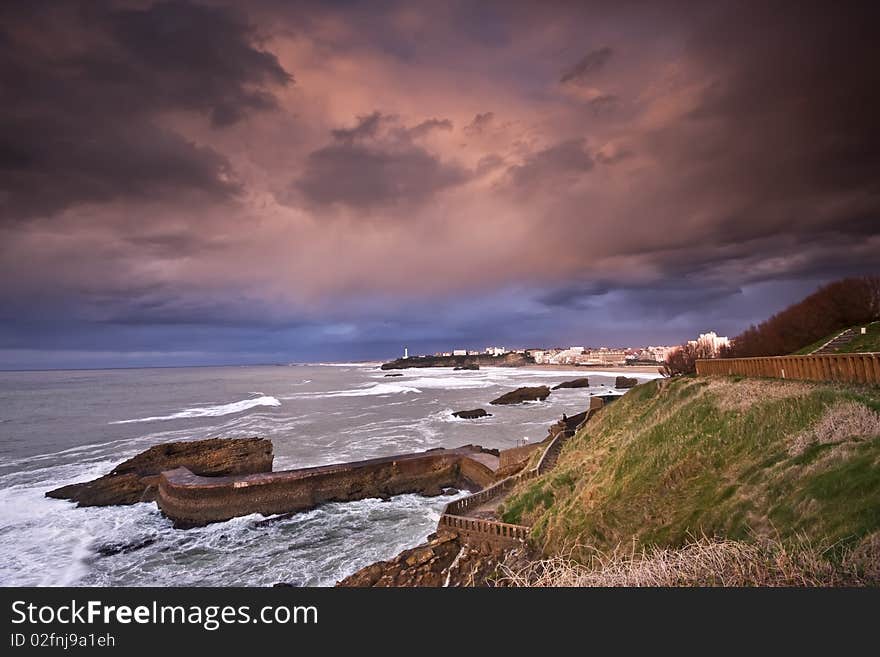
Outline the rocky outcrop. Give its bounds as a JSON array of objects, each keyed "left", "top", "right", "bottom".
[
  {"left": 454, "top": 364, "right": 480, "bottom": 371},
  {"left": 335, "top": 531, "right": 533, "bottom": 587},
  {"left": 615, "top": 376, "right": 638, "bottom": 389},
  {"left": 384, "top": 373, "right": 404, "bottom": 377},
  {"left": 382, "top": 352, "right": 532, "bottom": 370},
  {"left": 552, "top": 377, "right": 590, "bottom": 390},
  {"left": 453, "top": 408, "right": 491, "bottom": 419},
  {"left": 490, "top": 386, "right": 551, "bottom": 405},
  {"left": 46, "top": 437, "right": 273, "bottom": 507}
]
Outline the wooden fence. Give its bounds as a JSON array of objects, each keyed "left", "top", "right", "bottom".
[{"left": 696, "top": 353, "right": 880, "bottom": 385}]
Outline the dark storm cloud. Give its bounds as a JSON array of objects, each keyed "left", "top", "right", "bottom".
[
  {"left": 0, "top": 0, "right": 290, "bottom": 222},
  {"left": 464, "top": 112, "right": 495, "bottom": 136},
  {"left": 330, "top": 112, "right": 390, "bottom": 142},
  {"left": 505, "top": 139, "right": 593, "bottom": 191},
  {"left": 407, "top": 118, "right": 454, "bottom": 139},
  {"left": 294, "top": 113, "right": 468, "bottom": 209},
  {"left": 540, "top": 280, "right": 743, "bottom": 317},
  {"left": 641, "top": 1, "right": 880, "bottom": 248},
  {"left": 587, "top": 94, "right": 619, "bottom": 117},
  {"left": 560, "top": 47, "right": 613, "bottom": 84}
]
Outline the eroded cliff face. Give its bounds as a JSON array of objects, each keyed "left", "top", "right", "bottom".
[
  {"left": 335, "top": 531, "right": 533, "bottom": 587},
  {"left": 46, "top": 437, "right": 273, "bottom": 507}
]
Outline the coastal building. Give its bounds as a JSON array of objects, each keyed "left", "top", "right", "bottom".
[
  {"left": 584, "top": 348, "right": 628, "bottom": 365},
  {"left": 452, "top": 349, "right": 467, "bottom": 356},
  {"left": 485, "top": 346, "right": 507, "bottom": 356},
  {"left": 689, "top": 331, "right": 730, "bottom": 357}
]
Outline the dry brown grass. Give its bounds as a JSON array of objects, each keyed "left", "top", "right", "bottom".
[
  {"left": 495, "top": 536, "right": 878, "bottom": 587},
  {"left": 711, "top": 378, "right": 814, "bottom": 411},
  {"left": 789, "top": 400, "right": 880, "bottom": 455}
]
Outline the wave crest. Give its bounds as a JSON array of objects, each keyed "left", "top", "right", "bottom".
[{"left": 110, "top": 395, "right": 281, "bottom": 424}]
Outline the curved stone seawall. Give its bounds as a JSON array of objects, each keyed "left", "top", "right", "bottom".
[{"left": 157, "top": 446, "right": 498, "bottom": 528}]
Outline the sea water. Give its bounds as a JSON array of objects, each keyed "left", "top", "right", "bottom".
[{"left": 0, "top": 364, "right": 660, "bottom": 586}]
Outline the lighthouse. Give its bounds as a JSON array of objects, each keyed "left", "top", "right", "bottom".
[{"left": 404, "top": 347, "right": 409, "bottom": 359}]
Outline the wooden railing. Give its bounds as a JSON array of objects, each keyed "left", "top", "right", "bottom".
[
  {"left": 438, "top": 405, "right": 599, "bottom": 545},
  {"left": 438, "top": 515, "right": 530, "bottom": 541},
  {"left": 696, "top": 353, "right": 880, "bottom": 385}
]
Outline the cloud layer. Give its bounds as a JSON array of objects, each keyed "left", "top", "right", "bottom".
[{"left": 1, "top": 0, "right": 878, "bottom": 367}]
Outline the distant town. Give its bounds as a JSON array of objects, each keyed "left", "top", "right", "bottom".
[{"left": 403, "top": 331, "right": 730, "bottom": 366}]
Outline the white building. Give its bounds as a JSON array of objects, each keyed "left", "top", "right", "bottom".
[
  {"left": 689, "top": 331, "right": 730, "bottom": 357},
  {"left": 452, "top": 349, "right": 467, "bottom": 356},
  {"left": 485, "top": 346, "right": 507, "bottom": 356}
]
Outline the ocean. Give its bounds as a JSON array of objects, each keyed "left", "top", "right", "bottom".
[{"left": 0, "top": 363, "right": 660, "bottom": 586}]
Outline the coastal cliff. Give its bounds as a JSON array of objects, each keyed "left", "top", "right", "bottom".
[{"left": 381, "top": 352, "right": 533, "bottom": 370}]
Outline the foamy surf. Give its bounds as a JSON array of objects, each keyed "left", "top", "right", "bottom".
[
  {"left": 109, "top": 395, "right": 281, "bottom": 424},
  {"left": 281, "top": 383, "right": 421, "bottom": 399}
]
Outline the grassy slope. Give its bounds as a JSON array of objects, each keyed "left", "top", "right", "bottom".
[
  {"left": 793, "top": 321, "right": 880, "bottom": 354},
  {"left": 501, "top": 377, "right": 880, "bottom": 558}
]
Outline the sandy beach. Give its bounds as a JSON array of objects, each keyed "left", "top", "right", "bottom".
[{"left": 521, "top": 363, "right": 663, "bottom": 375}]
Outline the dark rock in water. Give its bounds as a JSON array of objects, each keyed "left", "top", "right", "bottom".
[
  {"left": 490, "top": 386, "right": 551, "bottom": 405},
  {"left": 95, "top": 537, "right": 156, "bottom": 557},
  {"left": 452, "top": 408, "right": 491, "bottom": 419},
  {"left": 46, "top": 437, "right": 273, "bottom": 507},
  {"left": 441, "top": 487, "right": 460, "bottom": 496},
  {"left": 384, "top": 373, "right": 404, "bottom": 377},
  {"left": 615, "top": 376, "right": 638, "bottom": 389},
  {"left": 272, "top": 582, "right": 298, "bottom": 588},
  {"left": 453, "top": 364, "right": 480, "bottom": 371},
  {"left": 552, "top": 377, "right": 590, "bottom": 390}
]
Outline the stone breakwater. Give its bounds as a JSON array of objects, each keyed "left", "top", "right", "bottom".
[
  {"left": 45, "top": 435, "right": 537, "bottom": 529},
  {"left": 156, "top": 445, "right": 501, "bottom": 528}
]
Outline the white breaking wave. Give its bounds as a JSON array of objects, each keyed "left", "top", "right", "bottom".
[
  {"left": 280, "top": 383, "right": 422, "bottom": 399},
  {"left": 109, "top": 395, "right": 281, "bottom": 424},
  {"left": 316, "top": 383, "right": 421, "bottom": 398}
]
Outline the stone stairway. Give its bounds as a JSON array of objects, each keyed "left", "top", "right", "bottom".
[
  {"left": 536, "top": 432, "right": 568, "bottom": 473},
  {"left": 811, "top": 328, "right": 857, "bottom": 355}
]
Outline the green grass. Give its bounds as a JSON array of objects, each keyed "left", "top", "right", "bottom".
[
  {"left": 504, "top": 377, "right": 880, "bottom": 558},
  {"left": 792, "top": 321, "right": 880, "bottom": 354},
  {"left": 837, "top": 321, "right": 880, "bottom": 353}
]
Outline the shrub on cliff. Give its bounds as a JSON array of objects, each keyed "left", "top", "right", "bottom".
[
  {"left": 660, "top": 342, "right": 711, "bottom": 376},
  {"left": 724, "top": 275, "right": 880, "bottom": 357}
]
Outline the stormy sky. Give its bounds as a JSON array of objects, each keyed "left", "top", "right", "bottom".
[{"left": 1, "top": 0, "right": 879, "bottom": 368}]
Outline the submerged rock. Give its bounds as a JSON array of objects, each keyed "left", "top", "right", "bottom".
[
  {"left": 453, "top": 408, "right": 491, "bottom": 419},
  {"left": 615, "top": 376, "right": 638, "bottom": 389},
  {"left": 552, "top": 378, "right": 590, "bottom": 390},
  {"left": 453, "top": 364, "right": 480, "bottom": 371},
  {"left": 95, "top": 537, "right": 156, "bottom": 557},
  {"left": 384, "top": 373, "right": 404, "bottom": 377},
  {"left": 490, "top": 386, "right": 551, "bottom": 405},
  {"left": 46, "top": 437, "right": 273, "bottom": 507}
]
